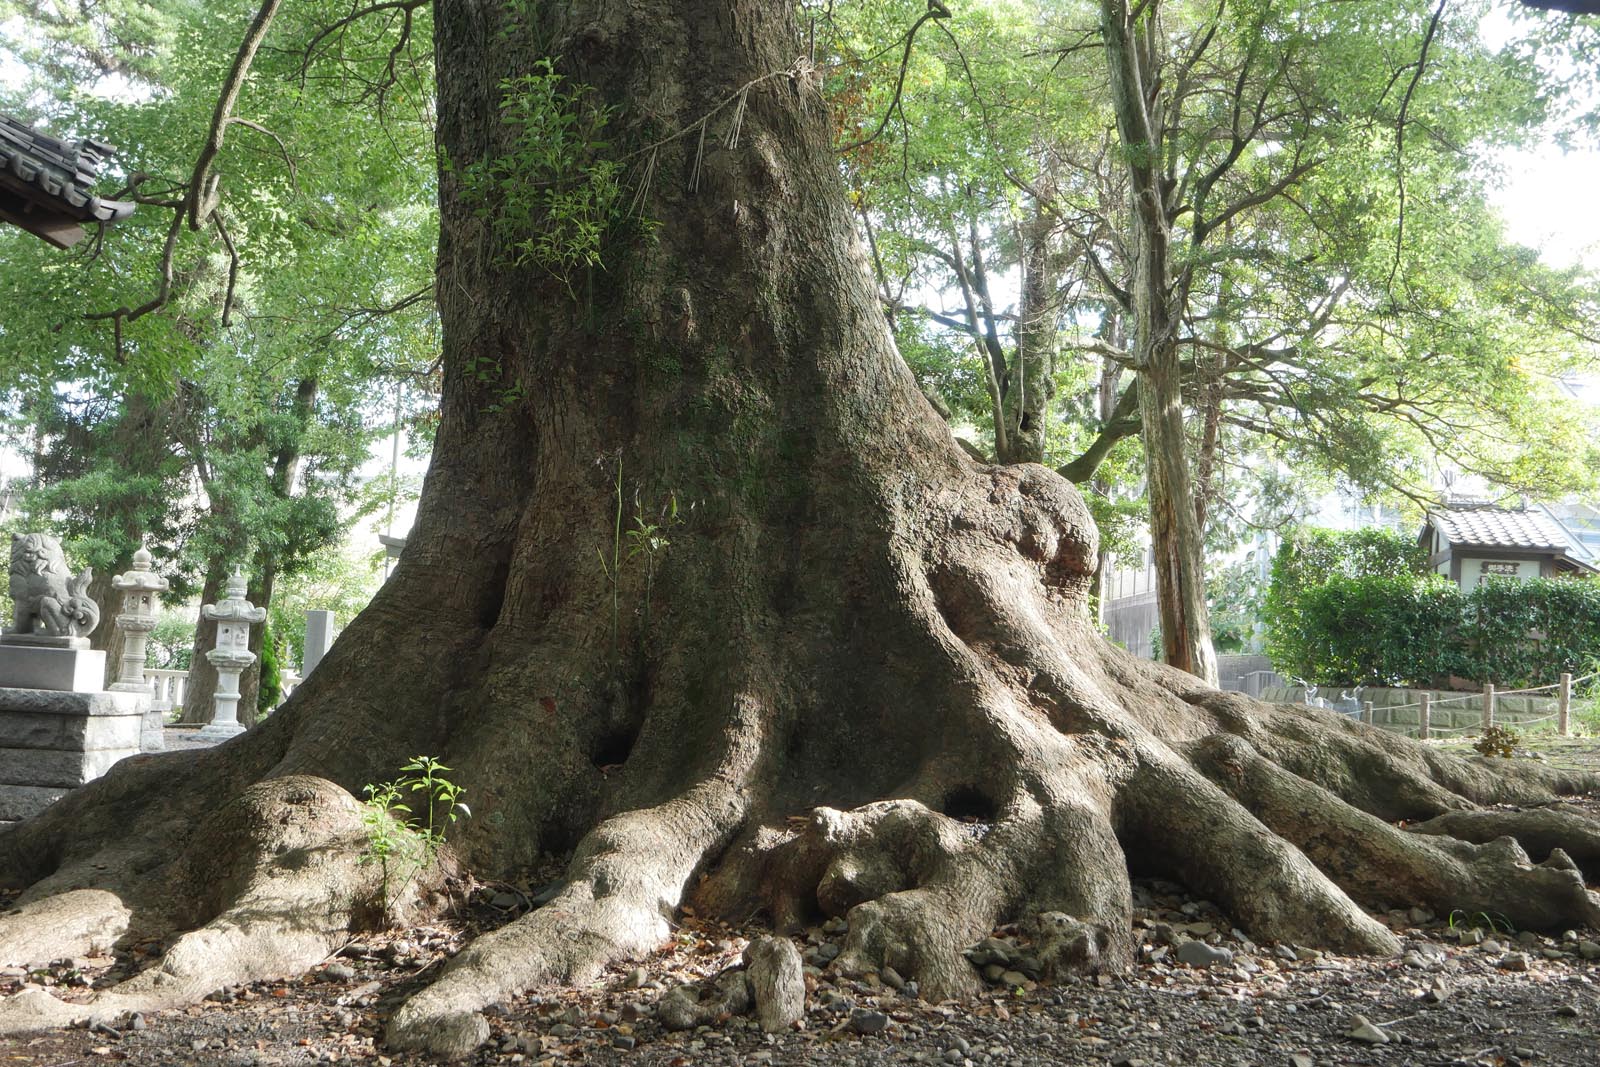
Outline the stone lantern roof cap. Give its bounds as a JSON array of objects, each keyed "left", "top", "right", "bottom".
[
  {"left": 112, "top": 544, "right": 169, "bottom": 593},
  {"left": 203, "top": 568, "right": 266, "bottom": 624}
]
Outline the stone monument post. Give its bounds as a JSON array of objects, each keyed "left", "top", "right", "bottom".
[
  {"left": 196, "top": 570, "right": 267, "bottom": 742},
  {"left": 302, "top": 609, "right": 336, "bottom": 676},
  {"left": 111, "top": 544, "right": 169, "bottom": 751}
]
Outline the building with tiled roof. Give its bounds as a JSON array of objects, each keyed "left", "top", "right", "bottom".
[
  {"left": 1419, "top": 498, "right": 1597, "bottom": 591},
  {"left": 0, "top": 113, "right": 134, "bottom": 249}
]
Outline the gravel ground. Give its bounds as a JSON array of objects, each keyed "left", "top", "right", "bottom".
[{"left": 3, "top": 738, "right": 1599, "bottom": 1067}]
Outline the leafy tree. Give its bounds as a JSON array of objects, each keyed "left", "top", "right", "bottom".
[
  {"left": 827, "top": 0, "right": 1600, "bottom": 686},
  {"left": 3, "top": 4, "right": 1600, "bottom": 1063},
  {"left": 145, "top": 607, "right": 197, "bottom": 671},
  {"left": 266, "top": 539, "right": 385, "bottom": 670},
  {"left": 1206, "top": 556, "right": 1267, "bottom": 654},
  {"left": 1091, "top": 0, "right": 1600, "bottom": 681},
  {"left": 0, "top": 0, "right": 439, "bottom": 702},
  {"left": 256, "top": 619, "right": 281, "bottom": 713}
]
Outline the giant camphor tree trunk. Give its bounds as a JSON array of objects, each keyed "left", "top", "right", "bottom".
[{"left": 2, "top": 0, "right": 1599, "bottom": 1059}]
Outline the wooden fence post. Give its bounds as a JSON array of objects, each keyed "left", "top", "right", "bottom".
[
  {"left": 1419, "top": 693, "right": 1431, "bottom": 741},
  {"left": 1559, "top": 673, "right": 1572, "bottom": 738},
  {"left": 1361, "top": 700, "right": 1373, "bottom": 725},
  {"left": 1483, "top": 682, "right": 1496, "bottom": 731}
]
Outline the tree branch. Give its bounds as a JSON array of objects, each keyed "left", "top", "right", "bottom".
[
  {"left": 835, "top": 2, "right": 951, "bottom": 154},
  {"left": 1059, "top": 380, "right": 1141, "bottom": 483},
  {"left": 1388, "top": 0, "right": 1448, "bottom": 293},
  {"left": 189, "top": 0, "right": 286, "bottom": 231}
]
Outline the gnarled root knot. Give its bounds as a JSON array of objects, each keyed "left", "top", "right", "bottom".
[{"left": 650, "top": 937, "right": 804, "bottom": 1033}]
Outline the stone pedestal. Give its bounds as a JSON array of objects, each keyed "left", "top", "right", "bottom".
[
  {"left": 112, "top": 545, "right": 168, "bottom": 752},
  {"left": 0, "top": 687, "right": 146, "bottom": 821},
  {"left": 194, "top": 652, "right": 248, "bottom": 742},
  {"left": 0, "top": 644, "right": 106, "bottom": 692},
  {"left": 0, "top": 533, "right": 144, "bottom": 825},
  {"left": 197, "top": 570, "right": 265, "bottom": 741}
]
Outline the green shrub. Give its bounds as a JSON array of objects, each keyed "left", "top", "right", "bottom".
[
  {"left": 1461, "top": 577, "right": 1600, "bottom": 689},
  {"left": 1264, "top": 527, "right": 1429, "bottom": 680},
  {"left": 1295, "top": 573, "right": 1463, "bottom": 687},
  {"left": 257, "top": 621, "right": 281, "bottom": 714},
  {"left": 1268, "top": 535, "right": 1600, "bottom": 689}
]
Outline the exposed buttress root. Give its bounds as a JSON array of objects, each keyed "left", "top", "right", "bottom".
[
  {"left": 386, "top": 767, "right": 756, "bottom": 1057},
  {"left": 1120, "top": 754, "right": 1400, "bottom": 955},
  {"left": 1409, "top": 804, "right": 1600, "bottom": 878},
  {"left": 0, "top": 776, "right": 450, "bottom": 1036},
  {"left": 1188, "top": 734, "right": 1600, "bottom": 932},
  {"left": 4, "top": 467, "right": 1600, "bottom": 1063}
]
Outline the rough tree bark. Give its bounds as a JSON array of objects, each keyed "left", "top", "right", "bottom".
[
  {"left": 999, "top": 205, "right": 1059, "bottom": 465},
  {"left": 1099, "top": 0, "right": 1217, "bottom": 684},
  {"left": 2, "top": 1, "right": 1598, "bottom": 1061}
]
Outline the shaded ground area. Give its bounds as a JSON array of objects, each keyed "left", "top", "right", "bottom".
[
  {"left": 4, "top": 873, "right": 1598, "bottom": 1066},
  {"left": 2, "top": 741, "right": 1598, "bottom": 1066}
]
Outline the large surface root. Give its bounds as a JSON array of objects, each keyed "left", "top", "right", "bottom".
[
  {"left": 0, "top": 776, "right": 449, "bottom": 1035},
  {"left": 1409, "top": 804, "right": 1600, "bottom": 878},
  {"left": 0, "top": 890, "right": 133, "bottom": 966},
  {"left": 1120, "top": 753, "right": 1399, "bottom": 954},
  {"left": 386, "top": 767, "right": 756, "bottom": 1058},
  {"left": 1189, "top": 734, "right": 1600, "bottom": 932}
]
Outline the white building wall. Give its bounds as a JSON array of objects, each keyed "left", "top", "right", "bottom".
[{"left": 1458, "top": 558, "right": 1535, "bottom": 592}]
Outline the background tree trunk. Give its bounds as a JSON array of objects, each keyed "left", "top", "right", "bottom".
[
  {"left": 1100, "top": 0, "right": 1217, "bottom": 684},
  {"left": 999, "top": 205, "right": 1059, "bottom": 464},
  {"left": 85, "top": 568, "right": 126, "bottom": 689},
  {"left": 177, "top": 569, "right": 227, "bottom": 726}
]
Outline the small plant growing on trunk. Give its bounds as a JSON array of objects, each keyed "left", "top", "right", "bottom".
[{"left": 360, "top": 756, "right": 470, "bottom": 918}]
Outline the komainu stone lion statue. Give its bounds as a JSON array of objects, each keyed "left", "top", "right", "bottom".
[{"left": 8, "top": 533, "right": 100, "bottom": 638}]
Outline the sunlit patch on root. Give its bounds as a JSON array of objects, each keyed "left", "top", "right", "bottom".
[
  {"left": 0, "top": 889, "right": 133, "bottom": 967},
  {"left": 0, "top": 776, "right": 448, "bottom": 1036}
]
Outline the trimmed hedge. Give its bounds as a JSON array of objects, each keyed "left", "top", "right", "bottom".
[
  {"left": 1264, "top": 527, "right": 1600, "bottom": 688},
  {"left": 1280, "top": 574, "right": 1600, "bottom": 688},
  {"left": 1295, "top": 574, "right": 1464, "bottom": 687},
  {"left": 1263, "top": 527, "right": 1429, "bottom": 679},
  {"left": 1465, "top": 577, "right": 1600, "bottom": 689}
]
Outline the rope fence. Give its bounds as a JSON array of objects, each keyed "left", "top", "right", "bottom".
[{"left": 1288, "top": 669, "right": 1598, "bottom": 741}]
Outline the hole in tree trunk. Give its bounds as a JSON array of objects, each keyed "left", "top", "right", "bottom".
[
  {"left": 941, "top": 785, "right": 997, "bottom": 824},
  {"left": 476, "top": 558, "right": 511, "bottom": 629},
  {"left": 591, "top": 725, "right": 640, "bottom": 771}
]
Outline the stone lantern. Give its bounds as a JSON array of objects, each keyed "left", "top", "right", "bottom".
[
  {"left": 110, "top": 545, "right": 168, "bottom": 692},
  {"left": 196, "top": 569, "right": 266, "bottom": 742},
  {"left": 111, "top": 544, "right": 169, "bottom": 751}
]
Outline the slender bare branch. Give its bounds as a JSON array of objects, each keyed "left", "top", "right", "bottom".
[{"left": 1388, "top": 0, "right": 1449, "bottom": 293}]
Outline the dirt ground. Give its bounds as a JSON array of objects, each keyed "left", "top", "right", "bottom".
[{"left": 4, "top": 736, "right": 1599, "bottom": 1067}]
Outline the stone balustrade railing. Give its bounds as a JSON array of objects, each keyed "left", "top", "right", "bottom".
[
  {"left": 146, "top": 667, "right": 302, "bottom": 715},
  {"left": 146, "top": 668, "right": 188, "bottom": 712}
]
